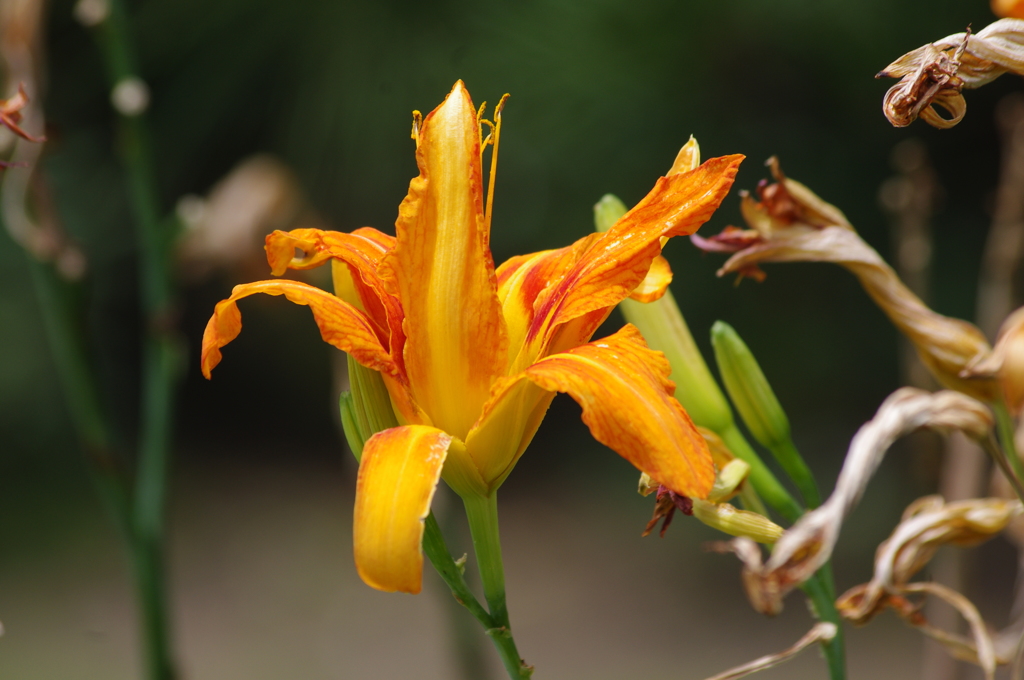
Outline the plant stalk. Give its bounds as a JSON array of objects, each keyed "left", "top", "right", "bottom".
[
  {"left": 89, "top": 2, "right": 180, "bottom": 677},
  {"left": 463, "top": 493, "right": 532, "bottom": 679}
]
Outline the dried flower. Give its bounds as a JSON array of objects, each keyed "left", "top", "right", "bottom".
[
  {"left": 878, "top": 19, "right": 1024, "bottom": 128},
  {"left": 712, "top": 388, "right": 993, "bottom": 616},
  {"left": 693, "top": 159, "right": 998, "bottom": 402},
  {"left": 963, "top": 305, "right": 1024, "bottom": 414},
  {"left": 836, "top": 495, "right": 1023, "bottom": 679}
]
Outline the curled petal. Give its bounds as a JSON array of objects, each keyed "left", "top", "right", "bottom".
[
  {"left": 628, "top": 254, "right": 673, "bottom": 303},
  {"left": 354, "top": 425, "right": 455, "bottom": 593},
  {"left": 716, "top": 225, "right": 997, "bottom": 400},
  {"left": 471, "top": 324, "right": 715, "bottom": 498},
  {"left": 265, "top": 228, "right": 329, "bottom": 275},
  {"left": 200, "top": 279, "right": 399, "bottom": 381}
]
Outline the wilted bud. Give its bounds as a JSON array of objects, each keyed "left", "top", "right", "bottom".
[
  {"left": 640, "top": 427, "right": 746, "bottom": 500},
  {"left": 994, "top": 0, "right": 1024, "bottom": 19},
  {"left": 691, "top": 498, "right": 783, "bottom": 544},
  {"left": 638, "top": 471, "right": 658, "bottom": 497},
  {"left": 693, "top": 159, "right": 998, "bottom": 402},
  {"left": 963, "top": 306, "right": 1024, "bottom": 414},
  {"left": 711, "top": 321, "right": 790, "bottom": 450},
  {"left": 877, "top": 19, "right": 1024, "bottom": 129}
]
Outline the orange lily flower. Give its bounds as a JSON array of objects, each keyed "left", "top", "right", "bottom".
[{"left": 201, "top": 81, "right": 743, "bottom": 594}]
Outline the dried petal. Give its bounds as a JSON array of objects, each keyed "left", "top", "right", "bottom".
[{"left": 717, "top": 388, "right": 993, "bottom": 616}]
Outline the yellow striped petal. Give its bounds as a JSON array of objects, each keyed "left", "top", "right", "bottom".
[
  {"left": 379, "top": 80, "right": 508, "bottom": 439},
  {"left": 354, "top": 425, "right": 457, "bottom": 593}
]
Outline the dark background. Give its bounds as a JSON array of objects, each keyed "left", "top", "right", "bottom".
[{"left": 0, "top": 0, "right": 1016, "bottom": 677}]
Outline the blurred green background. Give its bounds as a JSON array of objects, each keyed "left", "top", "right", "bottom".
[{"left": 1, "top": 0, "right": 1018, "bottom": 678}]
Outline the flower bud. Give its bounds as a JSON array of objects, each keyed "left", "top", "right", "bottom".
[
  {"left": 691, "top": 498, "right": 783, "bottom": 544},
  {"left": 708, "top": 458, "right": 751, "bottom": 504},
  {"left": 711, "top": 321, "right": 790, "bottom": 450}
]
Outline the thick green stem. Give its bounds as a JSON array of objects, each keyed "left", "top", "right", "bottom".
[
  {"left": 422, "top": 512, "right": 493, "bottom": 627},
  {"left": 463, "top": 493, "right": 532, "bottom": 679}
]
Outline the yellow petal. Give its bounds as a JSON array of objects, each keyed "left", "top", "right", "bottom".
[
  {"left": 525, "top": 155, "right": 743, "bottom": 362},
  {"left": 379, "top": 81, "right": 508, "bottom": 439},
  {"left": 354, "top": 425, "right": 457, "bottom": 593},
  {"left": 628, "top": 254, "right": 673, "bottom": 303},
  {"left": 201, "top": 279, "right": 398, "bottom": 381},
  {"left": 470, "top": 324, "right": 715, "bottom": 497}
]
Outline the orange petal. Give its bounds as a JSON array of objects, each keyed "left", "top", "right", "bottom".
[
  {"left": 629, "top": 254, "right": 673, "bottom": 303},
  {"left": 264, "top": 228, "right": 330, "bottom": 275},
  {"left": 526, "top": 155, "right": 743, "bottom": 356},
  {"left": 379, "top": 81, "right": 508, "bottom": 439},
  {"left": 317, "top": 229, "right": 406, "bottom": 367},
  {"left": 474, "top": 324, "right": 715, "bottom": 498},
  {"left": 200, "top": 279, "right": 399, "bottom": 381},
  {"left": 354, "top": 425, "right": 457, "bottom": 593}
]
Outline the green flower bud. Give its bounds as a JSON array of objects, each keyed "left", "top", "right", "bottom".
[
  {"left": 691, "top": 498, "right": 783, "bottom": 544},
  {"left": 711, "top": 320, "right": 791, "bottom": 450},
  {"left": 340, "top": 350, "right": 401, "bottom": 462}
]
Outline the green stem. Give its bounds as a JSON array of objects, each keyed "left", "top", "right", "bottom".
[
  {"left": 994, "top": 400, "right": 1024, "bottom": 485},
  {"left": 769, "top": 440, "right": 822, "bottom": 509},
  {"left": 422, "top": 512, "right": 493, "bottom": 627},
  {"left": 720, "top": 425, "right": 843, "bottom": 678},
  {"left": 801, "top": 570, "right": 846, "bottom": 680},
  {"left": 463, "top": 493, "right": 532, "bottom": 679},
  {"left": 719, "top": 426, "right": 803, "bottom": 524},
  {"left": 983, "top": 434, "right": 1024, "bottom": 504},
  {"left": 88, "top": 3, "right": 179, "bottom": 678},
  {"left": 25, "top": 258, "right": 135, "bottom": 534}
]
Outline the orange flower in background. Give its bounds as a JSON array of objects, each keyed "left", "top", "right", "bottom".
[{"left": 201, "top": 81, "right": 742, "bottom": 594}]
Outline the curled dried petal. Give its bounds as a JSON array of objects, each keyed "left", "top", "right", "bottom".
[
  {"left": 716, "top": 388, "right": 993, "bottom": 616},
  {"left": 879, "top": 20, "right": 1024, "bottom": 128}
]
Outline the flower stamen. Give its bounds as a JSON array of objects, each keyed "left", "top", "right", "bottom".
[{"left": 410, "top": 110, "right": 422, "bottom": 147}]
